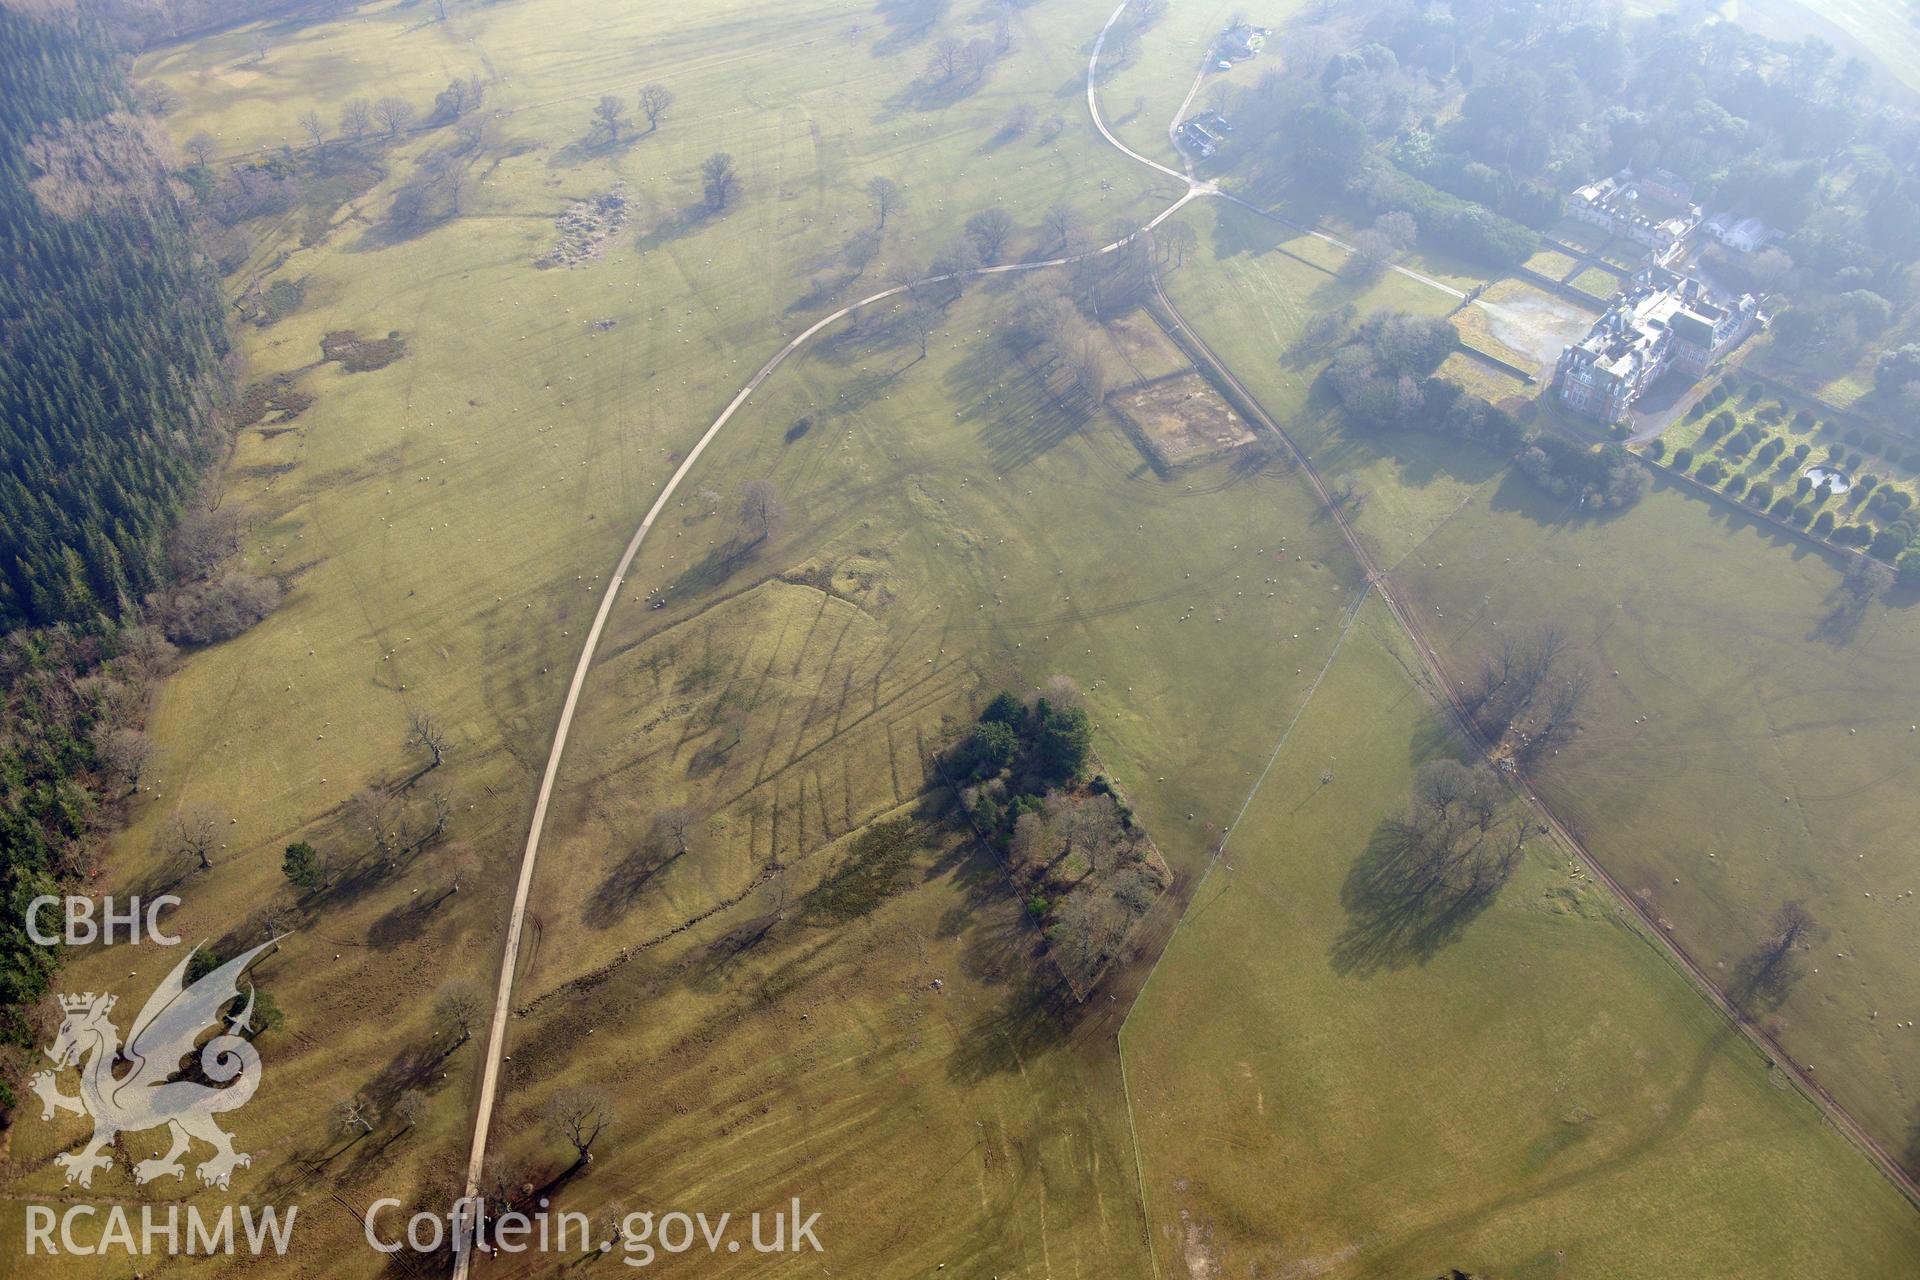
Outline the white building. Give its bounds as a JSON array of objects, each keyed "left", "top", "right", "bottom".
[{"left": 1704, "top": 212, "right": 1778, "bottom": 254}]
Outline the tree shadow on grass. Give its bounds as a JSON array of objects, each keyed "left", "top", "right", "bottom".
[
  {"left": 366, "top": 884, "right": 458, "bottom": 950},
  {"left": 944, "top": 335, "right": 1087, "bottom": 473},
  {"left": 944, "top": 969, "right": 1088, "bottom": 1087},
  {"left": 1329, "top": 818, "right": 1515, "bottom": 977},
  {"left": 547, "top": 125, "right": 659, "bottom": 169},
  {"left": 634, "top": 202, "right": 724, "bottom": 254},
  {"left": 1362, "top": 1023, "right": 1737, "bottom": 1268},
  {"left": 872, "top": 0, "right": 948, "bottom": 54},
  {"left": 583, "top": 847, "right": 689, "bottom": 933}
]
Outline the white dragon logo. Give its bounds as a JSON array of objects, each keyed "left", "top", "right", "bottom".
[{"left": 31, "top": 938, "right": 278, "bottom": 1190}]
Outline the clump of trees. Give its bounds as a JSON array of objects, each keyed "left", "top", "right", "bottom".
[
  {"left": 1463, "top": 624, "right": 1591, "bottom": 763},
  {"left": 1325, "top": 311, "right": 1458, "bottom": 427},
  {"left": 1515, "top": 437, "right": 1648, "bottom": 511},
  {"left": 1323, "top": 314, "right": 1557, "bottom": 483},
  {"left": 954, "top": 686, "right": 1093, "bottom": 796},
  {"left": 156, "top": 570, "right": 282, "bottom": 645},
  {"left": 429, "top": 75, "right": 485, "bottom": 125},
  {"left": 998, "top": 277, "right": 1119, "bottom": 418},
  {"left": 1333, "top": 758, "right": 1531, "bottom": 973},
  {"left": 0, "top": 623, "right": 182, "bottom": 1118},
  {"left": 946, "top": 684, "right": 1169, "bottom": 993}
]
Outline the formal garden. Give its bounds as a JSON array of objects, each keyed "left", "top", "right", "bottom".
[{"left": 1643, "top": 374, "right": 1920, "bottom": 573}]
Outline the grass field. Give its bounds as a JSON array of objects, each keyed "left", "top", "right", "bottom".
[
  {"left": 481, "top": 258, "right": 1390, "bottom": 1272},
  {"left": 6, "top": 0, "right": 1178, "bottom": 1270},
  {"left": 1124, "top": 599, "right": 1920, "bottom": 1278},
  {"left": 18, "top": 0, "right": 1920, "bottom": 1273},
  {"left": 1153, "top": 225, "right": 1920, "bottom": 1271}
]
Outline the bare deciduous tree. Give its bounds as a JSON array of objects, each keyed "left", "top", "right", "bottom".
[
  {"left": 1735, "top": 901, "right": 1823, "bottom": 1012},
  {"left": 374, "top": 96, "right": 416, "bottom": 138},
  {"left": 1042, "top": 202, "right": 1076, "bottom": 248},
  {"left": 253, "top": 900, "right": 294, "bottom": 953},
  {"left": 407, "top": 706, "right": 448, "bottom": 771},
  {"left": 434, "top": 981, "right": 485, "bottom": 1048},
  {"left": 547, "top": 1088, "right": 614, "bottom": 1166},
  {"left": 999, "top": 103, "right": 1036, "bottom": 138},
  {"left": 964, "top": 206, "right": 1014, "bottom": 264},
  {"left": 337, "top": 99, "right": 371, "bottom": 142},
  {"left": 297, "top": 109, "right": 326, "bottom": 152},
  {"left": 928, "top": 36, "right": 965, "bottom": 81},
  {"left": 184, "top": 131, "right": 218, "bottom": 168},
  {"left": 960, "top": 38, "right": 997, "bottom": 83},
  {"left": 1066, "top": 332, "right": 1110, "bottom": 411},
  {"left": 638, "top": 83, "right": 675, "bottom": 132},
  {"left": 95, "top": 727, "right": 154, "bottom": 793},
  {"left": 591, "top": 94, "right": 627, "bottom": 143},
  {"left": 396, "top": 1089, "right": 430, "bottom": 1131},
  {"left": 866, "top": 175, "right": 903, "bottom": 229},
  {"left": 1160, "top": 220, "right": 1198, "bottom": 267},
  {"left": 351, "top": 787, "right": 399, "bottom": 866},
  {"left": 737, "top": 478, "right": 784, "bottom": 543},
  {"left": 903, "top": 298, "right": 939, "bottom": 363},
  {"left": 334, "top": 1095, "right": 377, "bottom": 1137},
  {"left": 701, "top": 152, "right": 737, "bottom": 212},
  {"left": 1340, "top": 228, "right": 1397, "bottom": 280},
  {"left": 163, "top": 806, "right": 223, "bottom": 872},
  {"left": 1043, "top": 673, "right": 1084, "bottom": 710},
  {"left": 649, "top": 806, "right": 702, "bottom": 859},
  {"left": 928, "top": 238, "right": 981, "bottom": 299}
]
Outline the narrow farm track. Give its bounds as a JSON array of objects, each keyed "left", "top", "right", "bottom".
[
  {"left": 449, "top": 8, "right": 1208, "bottom": 1270},
  {"left": 1147, "top": 269, "right": 1920, "bottom": 1214},
  {"left": 452, "top": 4, "right": 1916, "bottom": 1271}
]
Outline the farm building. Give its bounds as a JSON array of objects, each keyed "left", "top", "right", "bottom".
[
  {"left": 1216, "top": 23, "right": 1269, "bottom": 62},
  {"left": 1176, "top": 111, "right": 1232, "bottom": 158}
]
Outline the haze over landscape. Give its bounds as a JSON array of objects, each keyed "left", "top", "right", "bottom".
[{"left": 5, "top": 0, "right": 1920, "bottom": 1276}]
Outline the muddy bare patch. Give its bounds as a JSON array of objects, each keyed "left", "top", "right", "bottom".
[
  {"left": 537, "top": 185, "right": 628, "bottom": 269},
  {"left": 321, "top": 329, "right": 407, "bottom": 373},
  {"left": 236, "top": 376, "right": 315, "bottom": 427},
  {"left": 1110, "top": 371, "right": 1257, "bottom": 470}
]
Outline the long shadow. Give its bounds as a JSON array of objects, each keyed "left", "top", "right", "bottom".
[
  {"left": 635, "top": 202, "right": 723, "bottom": 254},
  {"left": 944, "top": 336, "right": 1088, "bottom": 473},
  {"left": 944, "top": 966, "right": 1089, "bottom": 1087},
  {"left": 579, "top": 852, "right": 687, "bottom": 932},
  {"left": 547, "top": 126, "right": 656, "bottom": 169},
  {"left": 875, "top": 70, "right": 990, "bottom": 122},
  {"left": 1362, "top": 1023, "right": 1740, "bottom": 1275},
  {"left": 872, "top": 0, "right": 948, "bottom": 54},
  {"left": 366, "top": 885, "right": 457, "bottom": 951},
  {"left": 1329, "top": 817, "right": 1517, "bottom": 976},
  {"left": 1726, "top": 942, "right": 1808, "bottom": 1018}
]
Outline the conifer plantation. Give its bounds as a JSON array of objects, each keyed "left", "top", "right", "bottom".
[
  {"left": 0, "top": 7, "right": 228, "bottom": 629},
  {"left": 0, "top": 7, "right": 230, "bottom": 1116}
]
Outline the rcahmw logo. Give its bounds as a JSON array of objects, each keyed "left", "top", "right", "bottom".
[{"left": 22, "top": 934, "right": 298, "bottom": 1257}]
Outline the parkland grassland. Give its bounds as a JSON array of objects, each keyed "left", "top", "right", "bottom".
[{"left": 6, "top": 0, "right": 1920, "bottom": 1277}]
